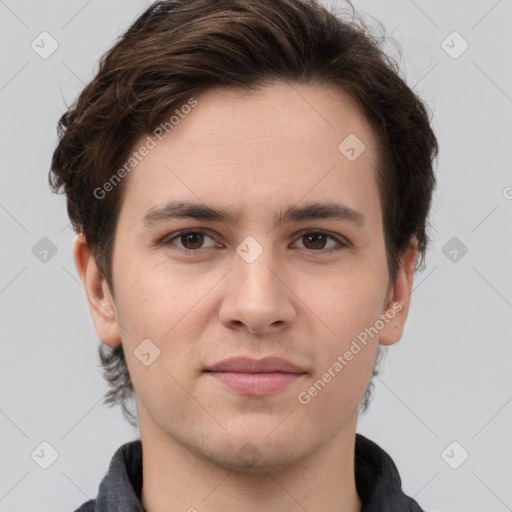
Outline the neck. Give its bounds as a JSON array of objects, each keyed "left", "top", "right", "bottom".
[{"left": 139, "top": 413, "right": 362, "bottom": 512}]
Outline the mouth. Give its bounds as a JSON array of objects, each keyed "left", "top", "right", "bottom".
[{"left": 203, "top": 356, "right": 307, "bottom": 396}]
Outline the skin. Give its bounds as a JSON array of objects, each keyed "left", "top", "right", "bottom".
[{"left": 74, "top": 82, "right": 417, "bottom": 512}]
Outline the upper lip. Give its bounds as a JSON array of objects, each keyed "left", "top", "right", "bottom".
[{"left": 205, "top": 356, "right": 306, "bottom": 374}]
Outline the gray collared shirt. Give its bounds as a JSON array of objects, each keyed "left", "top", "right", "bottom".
[{"left": 73, "top": 434, "right": 425, "bottom": 511}]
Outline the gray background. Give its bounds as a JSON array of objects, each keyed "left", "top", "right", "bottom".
[{"left": 1, "top": 0, "right": 511, "bottom": 510}]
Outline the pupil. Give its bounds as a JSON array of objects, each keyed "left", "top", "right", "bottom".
[
  {"left": 305, "top": 233, "right": 325, "bottom": 249},
  {"left": 183, "top": 232, "right": 203, "bottom": 249}
]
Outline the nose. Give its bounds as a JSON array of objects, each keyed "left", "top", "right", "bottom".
[{"left": 218, "top": 248, "right": 296, "bottom": 335}]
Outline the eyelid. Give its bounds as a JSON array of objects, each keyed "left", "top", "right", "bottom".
[{"left": 162, "top": 228, "right": 351, "bottom": 252}]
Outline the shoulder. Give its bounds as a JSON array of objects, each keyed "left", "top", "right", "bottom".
[
  {"left": 355, "top": 433, "right": 426, "bottom": 511},
  {"left": 72, "top": 498, "right": 95, "bottom": 511}
]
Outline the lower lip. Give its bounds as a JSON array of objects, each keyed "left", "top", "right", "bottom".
[{"left": 206, "top": 371, "right": 303, "bottom": 395}]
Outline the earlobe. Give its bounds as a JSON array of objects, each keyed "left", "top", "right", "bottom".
[
  {"left": 378, "top": 237, "right": 418, "bottom": 346},
  {"left": 73, "top": 234, "right": 122, "bottom": 346}
]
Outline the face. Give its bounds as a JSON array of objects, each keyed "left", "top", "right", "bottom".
[{"left": 76, "top": 82, "right": 416, "bottom": 473}]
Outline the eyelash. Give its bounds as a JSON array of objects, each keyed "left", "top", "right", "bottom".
[{"left": 162, "top": 229, "right": 350, "bottom": 255}]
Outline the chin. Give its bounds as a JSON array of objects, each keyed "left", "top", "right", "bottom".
[
  {"left": 207, "top": 440, "right": 309, "bottom": 475},
  {"left": 197, "top": 422, "right": 314, "bottom": 474}
]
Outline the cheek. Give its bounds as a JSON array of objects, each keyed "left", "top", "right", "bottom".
[
  {"left": 309, "top": 265, "right": 387, "bottom": 345},
  {"left": 294, "top": 320, "right": 378, "bottom": 433},
  {"left": 114, "top": 255, "right": 204, "bottom": 332},
  {"left": 301, "top": 267, "right": 385, "bottom": 403},
  {"left": 298, "top": 293, "right": 380, "bottom": 417},
  {"left": 302, "top": 343, "right": 378, "bottom": 422},
  {"left": 116, "top": 267, "right": 202, "bottom": 417}
]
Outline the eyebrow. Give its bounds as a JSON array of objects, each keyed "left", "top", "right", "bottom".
[{"left": 140, "top": 200, "right": 367, "bottom": 229}]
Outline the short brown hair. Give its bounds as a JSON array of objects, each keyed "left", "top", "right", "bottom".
[{"left": 49, "top": 0, "right": 438, "bottom": 426}]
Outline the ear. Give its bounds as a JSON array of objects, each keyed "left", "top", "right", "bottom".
[
  {"left": 73, "top": 233, "right": 121, "bottom": 346},
  {"left": 378, "top": 237, "right": 418, "bottom": 346}
]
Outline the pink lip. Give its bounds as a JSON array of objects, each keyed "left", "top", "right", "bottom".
[{"left": 204, "top": 357, "right": 306, "bottom": 396}]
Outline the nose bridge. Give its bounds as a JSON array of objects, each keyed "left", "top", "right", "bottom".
[
  {"left": 219, "top": 239, "right": 295, "bottom": 333},
  {"left": 236, "top": 245, "right": 279, "bottom": 300}
]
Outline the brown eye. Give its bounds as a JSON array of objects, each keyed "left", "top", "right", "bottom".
[
  {"left": 165, "top": 230, "right": 217, "bottom": 251},
  {"left": 302, "top": 232, "right": 328, "bottom": 250},
  {"left": 293, "top": 231, "right": 348, "bottom": 252},
  {"left": 180, "top": 232, "right": 205, "bottom": 250}
]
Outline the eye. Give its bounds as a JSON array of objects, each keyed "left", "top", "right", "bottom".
[
  {"left": 163, "top": 230, "right": 218, "bottom": 252},
  {"left": 162, "top": 229, "right": 349, "bottom": 254},
  {"left": 291, "top": 230, "right": 349, "bottom": 252}
]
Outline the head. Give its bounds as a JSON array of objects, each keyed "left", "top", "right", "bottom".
[{"left": 50, "top": 0, "right": 438, "bottom": 465}]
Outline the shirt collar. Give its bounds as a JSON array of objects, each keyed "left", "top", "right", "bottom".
[
  {"left": 355, "top": 434, "right": 425, "bottom": 511},
  {"left": 84, "top": 434, "right": 425, "bottom": 511}
]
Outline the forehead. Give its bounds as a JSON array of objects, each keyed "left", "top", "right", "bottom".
[
  {"left": 166, "top": 82, "right": 377, "bottom": 159},
  {"left": 119, "top": 82, "right": 381, "bottom": 228}
]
